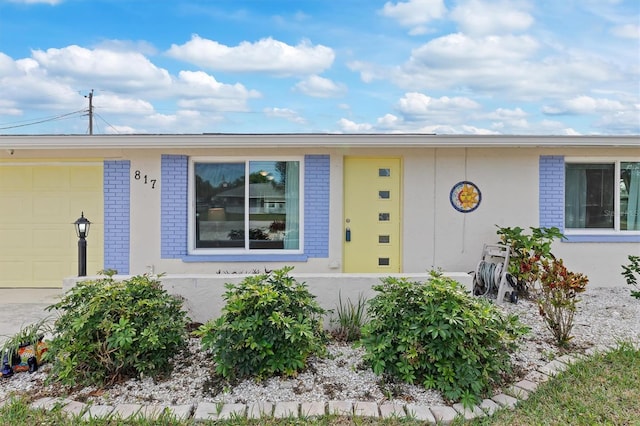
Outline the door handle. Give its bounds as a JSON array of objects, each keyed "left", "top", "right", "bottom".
[{"left": 345, "top": 227, "right": 351, "bottom": 242}]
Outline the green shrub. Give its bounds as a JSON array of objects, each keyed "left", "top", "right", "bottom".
[
  {"left": 622, "top": 255, "right": 640, "bottom": 300},
  {"left": 45, "top": 273, "right": 189, "bottom": 386},
  {"left": 496, "top": 225, "right": 565, "bottom": 296},
  {"left": 361, "top": 272, "right": 529, "bottom": 407},
  {"left": 197, "top": 266, "right": 327, "bottom": 380}
]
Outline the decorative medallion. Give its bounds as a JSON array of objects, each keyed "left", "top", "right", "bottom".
[{"left": 450, "top": 181, "right": 481, "bottom": 213}]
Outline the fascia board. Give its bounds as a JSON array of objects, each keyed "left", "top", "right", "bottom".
[{"left": 0, "top": 134, "right": 637, "bottom": 150}]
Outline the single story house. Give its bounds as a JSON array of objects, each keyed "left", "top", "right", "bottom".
[{"left": 0, "top": 134, "right": 637, "bottom": 319}]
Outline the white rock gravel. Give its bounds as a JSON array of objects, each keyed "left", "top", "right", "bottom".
[{"left": 1, "top": 287, "right": 638, "bottom": 407}]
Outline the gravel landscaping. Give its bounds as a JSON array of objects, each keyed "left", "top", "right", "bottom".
[{"left": 1, "top": 287, "right": 638, "bottom": 408}]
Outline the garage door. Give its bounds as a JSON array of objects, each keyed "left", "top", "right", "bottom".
[{"left": 0, "top": 162, "right": 104, "bottom": 288}]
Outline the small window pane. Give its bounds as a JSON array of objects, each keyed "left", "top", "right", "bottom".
[
  {"left": 379, "top": 213, "right": 390, "bottom": 221},
  {"left": 379, "top": 190, "right": 390, "bottom": 199},
  {"left": 621, "top": 162, "right": 640, "bottom": 230},
  {"left": 378, "top": 168, "right": 391, "bottom": 177},
  {"left": 379, "top": 235, "right": 390, "bottom": 244},
  {"left": 565, "top": 163, "right": 614, "bottom": 229},
  {"left": 378, "top": 258, "right": 390, "bottom": 266},
  {"left": 195, "top": 162, "right": 245, "bottom": 248}
]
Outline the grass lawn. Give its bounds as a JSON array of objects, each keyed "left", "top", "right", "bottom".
[{"left": 1, "top": 342, "right": 637, "bottom": 425}]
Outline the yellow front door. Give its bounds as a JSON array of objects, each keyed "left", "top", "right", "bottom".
[{"left": 343, "top": 157, "right": 401, "bottom": 272}]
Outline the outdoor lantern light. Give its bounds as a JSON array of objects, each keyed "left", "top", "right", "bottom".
[{"left": 74, "top": 212, "right": 91, "bottom": 276}]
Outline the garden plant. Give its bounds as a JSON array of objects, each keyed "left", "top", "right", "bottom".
[
  {"left": 537, "top": 258, "right": 589, "bottom": 346},
  {"left": 361, "top": 272, "right": 529, "bottom": 407},
  {"left": 621, "top": 254, "right": 640, "bottom": 300},
  {"left": 496, "top": 225, "right": 564, "bottom": 296},
  {"left": 329, "top": 291, "right": 368, "bottom": 342},
  {"left": 45, "top": 271, "right": 190, "bottom": 386},
  {"left": 197, "top": 266, "right": 327, "bottom": 380}
]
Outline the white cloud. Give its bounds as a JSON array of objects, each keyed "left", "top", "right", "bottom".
[
  {"left": 485, "top": 107, "right": 528, "bottom": 120},
  {"left": 92, "top": 93, "right": 155, "bottom": 116},
  {"left": 542, "top": 95, "right": 626, "bottom": 114},
  {"left": 177, "top": 71, "right": 260, "bottom": 100},
  {"left": 166, "top": 35, "right": 334, "bottom": 76},
  {"left": 396, "top": 92, "right": 480, "bottom": 118},
  {"left": 450, "top": 0, "right": 534, "bottom": 35},
  {"left": 380, "top": 0, "right": 446, "bottom": 34},
  {"left": 32, "top": 45, "right": 172, "bottom": 90},
  {"left": 294, "top": 75, "right": 346, "bottom": 98},
  {"left": 611, "top": 24, "right": 640, "bottom": 39},
  {"left": 337, "top": 118, "right": 373, "bottom": 132},
  {"left": 264, "top": 107, "right": 306, "bottom": 124}
]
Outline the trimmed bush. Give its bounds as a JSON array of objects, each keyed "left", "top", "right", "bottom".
[
  {"left": 197, "top": 267, "right": 327, "bottom": 380},
  {"left": 361, "top": 272, "right": 529, "bottom": 407},
  {"left": 46, "top": 273, "right": 189, "bottom": 386}
]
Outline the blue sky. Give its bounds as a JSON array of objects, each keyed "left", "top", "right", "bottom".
[{"left": 0, "top": 0, "right": 638, "bottom": 135}]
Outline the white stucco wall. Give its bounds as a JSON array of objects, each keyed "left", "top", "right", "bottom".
[{"left": 2, "top": 137, "right": 637, "bottom": 289}]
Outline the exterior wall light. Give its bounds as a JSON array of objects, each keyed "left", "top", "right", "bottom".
[{"left": 74, "top": 212, "right": 91, "bottom": 276}]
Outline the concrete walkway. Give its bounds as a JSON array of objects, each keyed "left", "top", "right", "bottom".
[
  {"left": 0, "top": 288, "right": 62, "bottom": 348},
  {"left": 0, "top": 288, "right": 603, "bottom": 424}
]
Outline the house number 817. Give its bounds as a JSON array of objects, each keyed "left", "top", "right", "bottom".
[{"left": 134, "top": 170, "right": 157, "bottom": 189}]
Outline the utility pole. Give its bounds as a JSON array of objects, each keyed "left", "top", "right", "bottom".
[{"left": 85, "top": 89, "right": 94, "bottom": 135}]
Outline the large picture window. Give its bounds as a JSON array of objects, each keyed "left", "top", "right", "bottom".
[
  {"left": 565, "top": 160, "right": 640, "bottom": 231},
  {"left": 192, "top": 159, "right": 301, "bottom": 251}
]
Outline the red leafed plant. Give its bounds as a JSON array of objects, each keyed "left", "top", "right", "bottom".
[{"left": 537, "top": 258, "right": 589, "bottom": 346}]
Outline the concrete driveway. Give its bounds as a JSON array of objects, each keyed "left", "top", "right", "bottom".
[{"left": 0, "top": 288, "right": 62, "bottom": 348}]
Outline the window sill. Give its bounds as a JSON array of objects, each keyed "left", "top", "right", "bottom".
[
  {"left": 563, "top": 234, "right": 640, "bottom": 243},
  {"left": 182, "top": 253, "right": 309, "bottom": 263}
]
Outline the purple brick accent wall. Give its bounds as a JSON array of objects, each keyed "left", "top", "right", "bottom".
[
  {"left": 104, "top": 160, "right": 130, "bottom": 274},
  {"left": 161, "top": 154, "right": 188, "bottom": 258},
  {"left": 304, "top": 155, "right": 330, "bottom": 257},
  {"left": 539, "top": 155, "right": 564, "bottom": 230}
]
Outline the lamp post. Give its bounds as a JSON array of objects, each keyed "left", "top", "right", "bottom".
[{"left": 74, "top": 212, "right": 91, "bottom": 277}]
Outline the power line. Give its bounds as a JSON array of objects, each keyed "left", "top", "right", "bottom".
[{"left": 0, "top": 109, "right": 87, "bottom": 130}]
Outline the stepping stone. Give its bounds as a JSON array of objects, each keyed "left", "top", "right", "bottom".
[
  {"left": 514, "top": 379, "right": 538, "bottom": 393},
  {"left": 430, "top": 405, "right": 458, "bottom": 424},
  {"left": 82, "top": 405, "right": 114, "bottom": 420},
  {"left": 538, "top": 359, "right": 569, "bottom": 376},
  {"left": 524, "top": 370, "right": 551, "bottom": 383},
  {"left": 31, "top": 397, "right": 67, "bottom": 411},
  {"left": 247, "top": 402, "right": 273, "bottom": 419},
  {"left": 452, "top": 403, "right": 484, "bottom": 420},
  {"left": 112, "top": 403, "right": 142, "bottom": 419},
  {"left": 405, "top": 404, "right": 436, "bottom": 423},
  {"left": 167, "top": 404, "right": 194, "bottom": 421},
  {"left": 506, "top": 385, "right": 530, "bottom": 400},
  {"left": 218, "top": 403, "right": 246, "bottom": 420},
  {"left": 479, "top": 399, "right": 500, "bottom": 416},
  {"left": 273, "top": 401, "right": 299, "bottom": 418},
  {"left": 301, "top": 401, "right": 325, "bottom": 417},
  {"left": 354, "top": 401, "right": 378, "bottom": 418},
  {"left": 193, "top": 402, "right": 220, "bottom": 421},
  {"left": 139, "top": 404, "right": 167, "bottom": 419},
  {"left": 380, "top": 402, "right": 405, "bottom": 418},
  {"left": 492, "top": 393, "right": 519, "bottom": 408},
  {"left": 328, "top": 400, "right": 352, "bottom": 416},
  {"left": 61, "top": 400, "right": 87, "bottom": 416}
]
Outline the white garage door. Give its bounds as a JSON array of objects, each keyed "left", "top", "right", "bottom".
[{"left": 0, "top": 162, "right": 103, "bottom": 288}]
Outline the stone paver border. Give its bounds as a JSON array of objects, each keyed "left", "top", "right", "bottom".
[{"left": 7, "top": 353, "right": 588, "bottom": 423}]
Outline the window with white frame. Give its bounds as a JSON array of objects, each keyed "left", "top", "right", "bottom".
[
  {"left": 565, "top": 160, "right": 640, "bottom": 232},
  {"left": 192, "top": 158, "right": 302, "bottom": 251}
]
